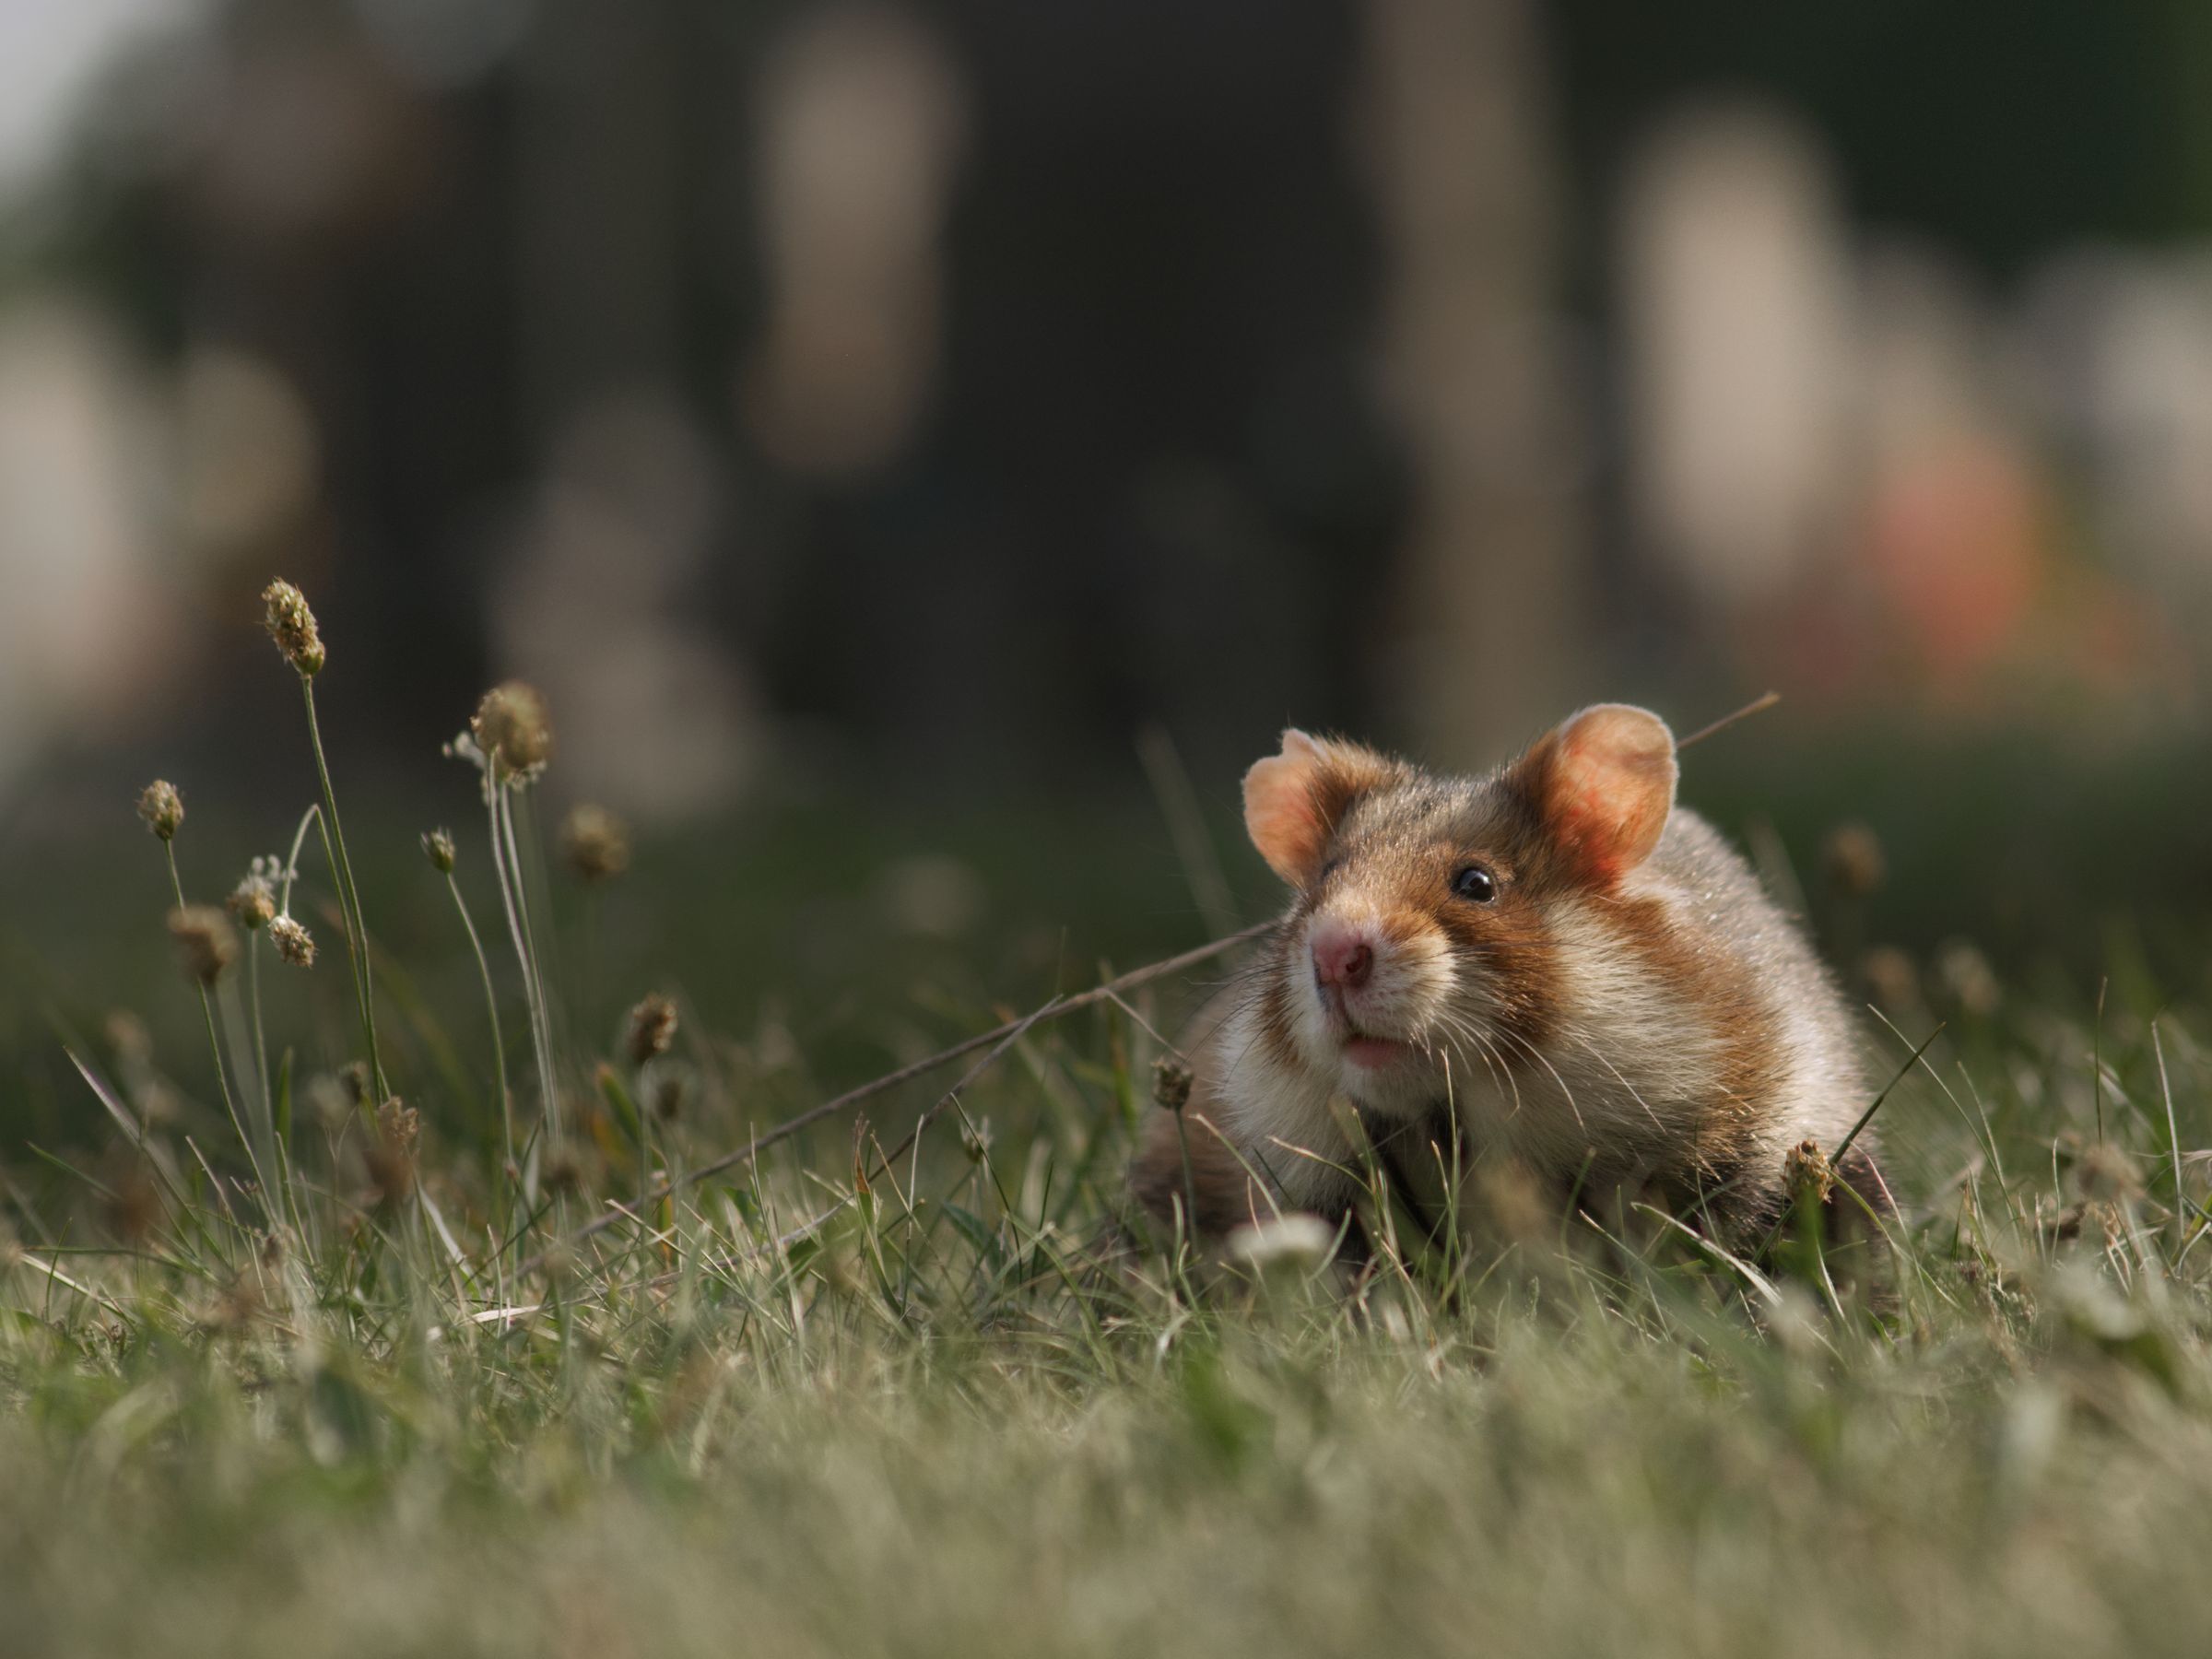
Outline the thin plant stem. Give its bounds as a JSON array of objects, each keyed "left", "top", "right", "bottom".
[
  {"left": 624, "top": 1011, "right": 1054, "bottom": 1294},
  {"left": 163, "top": 842, "right": 271, "bottom": 1215},
  {"left": 298, "top": 677, "right": 386, "bottom": 1099},
  {"left": 287, "top": 801, "right": 377, "bottom": 1124},
  {"left": 487, "top": 781, "right": 561, "bottom": 1152},
  {"left": 636, "top": 1070, "right": 656, "bottom": 1265},
  {"left": 276, "top": 802, "right": 351, "bottom": 1220},
  {"left": 444, "top": 868, "right": 515, "bottom": 1186},
  {"left": 2154, "top": 1021, "right": 2185, "bottom": 1254},
  {"left": 1172, "top": 1107, "right": 1200, "bottom": 1249},
  {"left": 247, "top": 930, "right": 271, "bottom": 1125},
  {"left": 277, "top": 805, "right": 324, "bottom": 908},
  {"left": 510, "top": 792, "right": 568, "bottom": 1047},
  {"left": 216, "top": 977, "right": 282, "bottom": 1219},
  {"left": 500, "top": 788, "right": 562, "bottom": 1096}
]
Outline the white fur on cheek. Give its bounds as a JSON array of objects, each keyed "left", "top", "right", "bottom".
[{"left": 1213, "top": 994, "right": 1356, "bottom": 1216}]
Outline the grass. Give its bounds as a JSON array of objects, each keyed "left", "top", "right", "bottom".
[{"left": 6, "top": 593, "right": 2212, "bottom": 1655}]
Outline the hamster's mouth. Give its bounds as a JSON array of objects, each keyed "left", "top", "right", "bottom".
[{"left": 1341, "top": 1031, "right": 1416, "bottom": 1069}]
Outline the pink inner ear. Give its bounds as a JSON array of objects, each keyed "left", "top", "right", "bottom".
[
  {"left": 1243, "top": 747, "right": 1327, "bottom": 886},
  {"left": 1542, "top": 706, "right": 1677, "bottom": 881}
]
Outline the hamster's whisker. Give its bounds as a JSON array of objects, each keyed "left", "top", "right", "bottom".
[
  {"left": 1492, "top": 1024, "right": 1585, "bottom": 1132},
  {"left": 1442, "top": 990, "right": 1530, "bottom": 1114},
  {"left": 1426, "top": 1009, "right": 1517, "bottom": 1114}
]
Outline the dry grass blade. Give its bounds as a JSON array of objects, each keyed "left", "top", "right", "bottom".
[
  {"left": 1836, "top": 1022, "right": 1945, "bottom": 1166},
  {"left": 66, "top": 1049, "right": 153, "bottom": 1153},
  {"left": 15, "top": 1251, "right": 138, "bottom": 1324},
  {"left": 516, "top": 922, "right": 1273, "bottom": 1277},
  {"left": 1675, "top": 689, "right": 1781, "bottom": 752},
  {"left": 620, "top": 1004, "right": 1066, "bottom": 1295},
  {"left": 2155, "top": 1020, "right": 2187, "bottom": 1246},
  {"left": 1630, "top": 1205, "right": 1785, "bottom": 1310}
]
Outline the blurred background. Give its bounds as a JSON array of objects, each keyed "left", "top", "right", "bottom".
[{"left": 5, "top": 0, "right": 2212, "bottom": 1144}]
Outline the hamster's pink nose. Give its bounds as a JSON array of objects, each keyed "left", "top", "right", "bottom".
[{"left": 1311, "top": 923, "right": 1373, "bottom": 991}]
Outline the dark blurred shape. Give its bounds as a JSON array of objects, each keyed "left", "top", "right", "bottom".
[
  {"left": 1546, "top": 1, "right": 2189, "bottom": 281},
  {"left": 1366, "top": 0, "right": 1585, "bottom": 763},
  {"left": 774, "top": 0, "right": 1402, "bottom": 782},
  {"left": 7, "top": 0, "right": 2212, "bottom": 817},
  {"left": 24, "top": 0, "right": 1414, "bottom": 799}
]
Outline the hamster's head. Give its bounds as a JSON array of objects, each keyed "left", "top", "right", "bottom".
[{"left": 1242, "top": 705, "right": 1678, "bottom": 1115}]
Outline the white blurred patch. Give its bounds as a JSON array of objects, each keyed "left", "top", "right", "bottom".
[
  {"left": 1227, "top": 1213, "right": 1336, "bottom": 1274},
  {"left": 1619, "top": 103, "right": 1852, "bottom": 607},
  {"left": 0, "top": 0, "right": 182, "bottom": 204},
  {"left": 1859, "top": 242, "right": 2002, "bottom": 466},
  {"left": 2022, "top": 250, "right": 2212, "bottom": 598},
  {"left": 0, "top": 297, "right": 166, "bottom": 794},
  {"left": 491, "top": 389, "right": 759, "bottom": 824},
  {"left": 741, "top": 4, "right": 965, "bottom": 477},
  {"left": 175, "top": 344, "right": 319, "bottom": 560}
]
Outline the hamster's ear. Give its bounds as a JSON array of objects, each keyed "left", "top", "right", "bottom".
[
  {"left": 1242, "top": 730, "right": 1398, "bottom": 887},
  {"left": 1518, "top": 704, "right": 1677, "bottom": 883}
]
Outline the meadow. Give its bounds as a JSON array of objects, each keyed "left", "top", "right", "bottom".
[{"left": 3, "top": 585, "right": 2211, "bottom": 1657}]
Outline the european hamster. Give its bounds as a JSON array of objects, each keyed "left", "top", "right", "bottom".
[{"left": 1129, "top": 704, "right": 1891, "bottom": 1255}]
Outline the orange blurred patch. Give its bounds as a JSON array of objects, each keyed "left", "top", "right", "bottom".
[{"left": 1864, "top": 436, "right": 2044, "bottom": 688}]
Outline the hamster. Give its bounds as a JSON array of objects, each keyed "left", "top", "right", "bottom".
[{"left": 1128, "top": 704, "right": 1891, "bottom": 1258}]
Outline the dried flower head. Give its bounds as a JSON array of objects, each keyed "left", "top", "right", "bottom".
[
  {"left": 269, "top": 914, "right": 317, "bottom": 968},
  {"left": 365, "top": 1098, "right": 418, "bottom": 1206},
  {"left": 560, "top": 803, "right": 630, "bottom": 882},
  {"left": 339, "top": 1060, "right": 372, "bottom": 1109},
  {"left": 472, "top": 681, "right": 552, "bottom": 780},
  {"left": 137, "top": 780, "right": 184, "bottom": 841},
  {"left": 422, "top": 827, "right": 456, "bottom": 874},
  {"left": 1783, "top": 1138, "right": 1837, "bottom": 1207},
  {"left": 228, "top": 870, "right": 276, "bottom": 931},
  {"left": 365, "top": 1099, "right": 419, "bottom": 1206},
  {"left": 1822, "top": 823, "right": 1887, "bottom": 900},
  {"left": 168, "top": 905, "right": 238, "bottom": 984},
  {"left": 1152, "top": 1055, "right": 1194, "bottom": 1113},
  {"left": 627, "top": 993, "right": 678, "bottom": 1066},
  {"left": 377, "top": 1097, "right": 421, "bottom": 1156},
  {"left": 261, "top": 580, "right": 326, "bottom": 677},
  {"left": 2053, "top": 1199, "right": 2121, "bottom": 1249}
]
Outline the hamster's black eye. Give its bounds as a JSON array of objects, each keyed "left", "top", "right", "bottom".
[
  {"left": 1314, "top": 857, "right": 1343, "bottom": 888},
  {"left": 1451, "top": 865, "right": 1497, "bottom": 904}
]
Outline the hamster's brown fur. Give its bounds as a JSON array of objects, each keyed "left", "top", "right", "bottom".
[{"left": 1128, "top": 706, "right": 1890, "bottom": 1258}]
